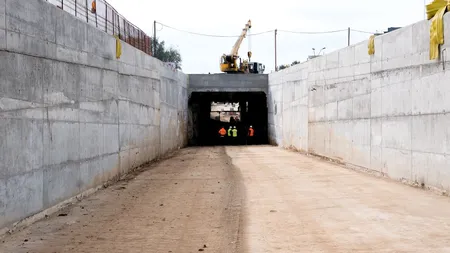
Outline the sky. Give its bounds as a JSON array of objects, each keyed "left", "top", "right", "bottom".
[{"left": 105, "top": 0, "right": 430, "bottom": 74}]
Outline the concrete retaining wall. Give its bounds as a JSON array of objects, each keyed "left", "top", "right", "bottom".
[
  {"left": 269, "top": 14, "right": 450, "bottom": 192},
  {"left": 0, "top": 0, "right": 187, "bottom": 229}
]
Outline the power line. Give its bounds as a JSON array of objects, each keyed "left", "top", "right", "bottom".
[
  {"left": 157, "top": 21, "right": 376, "bottom": 37},
  {"left": 278, "top": 29, "right": 347, "bottom": 34},
  {"left": 157, "top": 22, "right": 273, "bottom": 37},
  {"left": 350, "top": 29, "right": 376, "bottom": 34}
]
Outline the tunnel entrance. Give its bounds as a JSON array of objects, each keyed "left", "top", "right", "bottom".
[{"left": 188, "top": 92, "right": 268, "bottom": 146}]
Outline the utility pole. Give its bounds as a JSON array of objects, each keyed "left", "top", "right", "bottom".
[
  {"left": 153, "top": 20, "right": 157, "bottom": 56},
  {"left": 274, "top": 29, "right": 278, "bottom": 71},
  {"left": 347, "top": 27, "right": 351, "bottom": 46}
]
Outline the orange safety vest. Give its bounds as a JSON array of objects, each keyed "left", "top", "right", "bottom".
[
  {"left": 249, "top": 128, "right": 254, "bottom": 137},
  {"left": 219, "top": 128, "right": 226, "bottom": 137},
  {"left": 91, "top": 0, "right": 97, "bottom": 13}
]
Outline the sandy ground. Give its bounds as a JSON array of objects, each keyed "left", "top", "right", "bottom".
[{"left": 2, "top": 146, "right": 450, "bottom": 253}]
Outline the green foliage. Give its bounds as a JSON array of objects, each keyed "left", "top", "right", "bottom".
[
  {"left": 152, "top": 37, "right": 182, "bottom": 70},
  {"left": 278, "top": 60, "right": 301, "bottom": 70},
  {"left": 278, "top": 64, "right": 290, "bottom": 70}
]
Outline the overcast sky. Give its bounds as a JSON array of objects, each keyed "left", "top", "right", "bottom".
[{"left": 106, "top": 0, "right": 429, "bottom": 74}]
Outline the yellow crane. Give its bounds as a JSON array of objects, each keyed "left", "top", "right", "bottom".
[{"left": 220, "top": 20, "right": 253, "bottom": 73}]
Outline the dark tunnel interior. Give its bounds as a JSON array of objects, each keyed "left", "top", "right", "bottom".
[{"left": 188, "top": 92, "right": 269, "bottom": 146}]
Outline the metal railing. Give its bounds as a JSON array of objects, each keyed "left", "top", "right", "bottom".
[{"left": 46, "top": 0, "right": 152, "bottom": 55}]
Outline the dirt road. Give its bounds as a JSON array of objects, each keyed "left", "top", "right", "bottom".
[{"left": 2, "top": 146, "right": 450, "bottom": 252}]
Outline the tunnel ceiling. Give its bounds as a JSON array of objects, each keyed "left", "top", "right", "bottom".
[{"left": 189, "top": 91, "right": 267, "bottom": 104}]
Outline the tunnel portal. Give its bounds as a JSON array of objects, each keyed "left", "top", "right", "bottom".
[{"left": 188, "top": 91, "right": 268, "bottom": 146}]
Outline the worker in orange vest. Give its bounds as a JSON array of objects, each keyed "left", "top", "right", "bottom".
[
  {"left": 219, "top": 126, "right": 227, "bottom": 145},
  {"left": 247, "top": 125, "right": 254, "bottom": 145},
  {"left": 248, "top": 125, "right": 254, "bottom": 137},
  {"left": 219, "top": 127, "right": 227, "bottom": 137},
  {"left": 91, "top": 0, "right": 96, "bottom": 13}
]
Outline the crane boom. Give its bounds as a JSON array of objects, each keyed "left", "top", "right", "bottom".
[
  {"left": 230, "top": 20, "right": 251, "bottom": 57},
  {"left": 220, "top": 20, "right": 257, "bottom": 74}
]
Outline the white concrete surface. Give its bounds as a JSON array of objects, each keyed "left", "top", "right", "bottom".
[
  {"left": 268, "top": 13, "right": 450, "bottom": 193},
  {"left": 0, "top": 0, "right": 187, "bottom": 229}
]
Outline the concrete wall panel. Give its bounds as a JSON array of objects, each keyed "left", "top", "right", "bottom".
[
  {"left": 326, "top": 51, "right": 339, "bottom": 69},
  {"left": 325, "top": 102, "right": 337, "bottom": 121},
  {"left": 6, "top": 30, "right": 57, "bottom": 58},
  {"left": 381, "top": 80, "right": 412, "bottom": 117},
  {"left": 371, "top": 118, "right": 382, "bottom": 147},
  {"left": 412, "top": 114, "right": 450, "bottom": 154},
  {"left": 55, "top": 10, "right": 87, "bottom": 51},
  {"left": 412, "top": 151, "right": 450, "bottom": 191},
  {"left": 370, "top": 146, "right": 383, "bottom": 172},
  {"left": 412, "top": 71, "right": 450, "bottom": 115},
  {"left": 79, "top": 156, "right": 106, "bottom": 191},
  {"left": 0, "top": 0, "right": 188, "bottom": 230},
  {"left": 337, "top": 98, "right": 352, "bottom": 120},
  {"left": 1, "top": 52, "right": 48, "bottom": 103},
  {"left": 382, "top": 117, "right": 411, "bottom": 150},
  {"left": 0, "top": 119, "right": 44, "bottom": 178},
  {"left": 55, "top": 45, "right": 88, "bottom": 66},
  {"left": 0, "top": 0, "right": 5, "bottom": 30},
  {"left": 268, "top": 14, "right": 450, "bottom": 192},
  {"left": 6, "top": 0, "right": 56, "bottom": 42},
  {"left": 352, "top": 144, "right": 371, "bottom": 169},
  {"left": 352, "top": 78, "right": 371, "bottom": 96},
  {"left": 43, "top": 163, "right": 80, "bottom": 207},
  {"left": 0, "top": 27, "right": 5, "bottom": 50},
  {"left": 353, "top": 94, "right": 371, "bottom": 119},
  {"left": 2, "top": 171, "right": 44, "bottom": 228},
  {"left": 43, "top": 122, "right": 80, "bottom": 166},
  {"left": 353, "top": 119, "right": 370, "bottom": 146},
  {"left": 383, "top": 147, "right": 411, "bottom": 181},
  {"left": 381, "top": 26, "right": 413, "bottom": 65},
  {"left": 79, "top": 123, "right": 104, "bottom": 160},
  {"left": 354, "top": 41, "right": 370, "bottom": 64}
]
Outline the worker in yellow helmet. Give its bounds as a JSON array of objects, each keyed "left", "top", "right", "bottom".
[{"left": 227, "top": 126, "right": 233, "bottom": 137}]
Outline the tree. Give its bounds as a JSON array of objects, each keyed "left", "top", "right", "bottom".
[
  {"left": 291, "top": 60, "right": 301, "bottom": 66},
  {"left": 152, "top": 37, "right": 182, "bottom": 70}
]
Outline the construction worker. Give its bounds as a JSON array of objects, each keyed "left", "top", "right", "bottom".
[
  {"left": 247, "top": 125, "right": 255, "bottom": 145},
  {"left": 227, "top": 126, "right": 233, "bottom": 137},
  {"left": 218, "top": 127, "right": 226, "bottom": 137},
  {"left": 218, "top": 127, "right": 227, "bottom": 145},
  {"left": 231, "top": 126, "right": 238, "bottom": 145},
  {"left": 91, "top": 0, "right": 96, "bottom": 13}
]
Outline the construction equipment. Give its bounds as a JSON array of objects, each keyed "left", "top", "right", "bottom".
[
  {"left": 220, "top": 20, "right": 254, "bottom": 73},
  {"left": 248, "top": 62, "right": 265, "bottom": 74}
]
